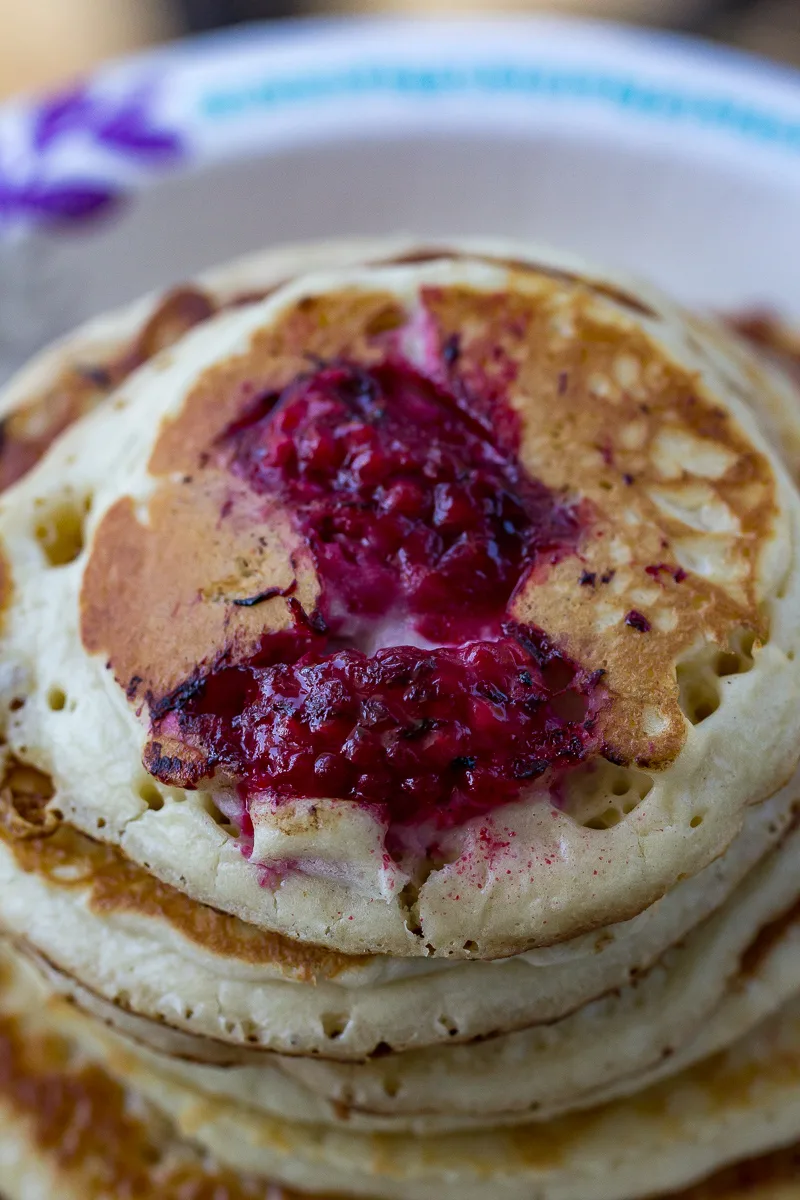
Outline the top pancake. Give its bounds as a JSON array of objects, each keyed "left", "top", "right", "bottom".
[{"left": 1, "top": 238, "right": 800, "bottom": 959}]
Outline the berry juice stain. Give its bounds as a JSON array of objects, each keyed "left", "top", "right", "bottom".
[{"left": 149, "top": 321, "right": 602, "bottom": 838}]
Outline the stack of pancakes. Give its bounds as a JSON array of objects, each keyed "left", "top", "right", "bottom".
[{"left": 2, "top": 238, "right": 800, "bottom": 1199}]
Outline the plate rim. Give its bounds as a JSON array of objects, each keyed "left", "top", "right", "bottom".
[{"left": 1, "top": 14, "right": 799, "bottom": 241}]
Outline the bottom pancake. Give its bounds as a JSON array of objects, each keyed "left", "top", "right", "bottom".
[
  {"left": 7, "top": 943, "right": 800, "bottom": 1200},
  {"left": 16, "top": 812, "right": 800, "bottom": 1137},
  {"left": 3, "top": 958, "right": 800, "bottom": 1200}
]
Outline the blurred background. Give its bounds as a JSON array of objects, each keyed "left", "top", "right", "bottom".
[{"left": 0, "top": 0, "right": 798, "bottom": 101}]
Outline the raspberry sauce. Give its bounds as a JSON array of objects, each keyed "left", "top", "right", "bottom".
[
  {"left": 153, "top": 618, "right": 599, "bottom": 831},
  {"left": 148, "top": 339, "right": 602, "bottom": 834},
  {"left": 224, "top": 359, "right": 578, "bottom": 643}
]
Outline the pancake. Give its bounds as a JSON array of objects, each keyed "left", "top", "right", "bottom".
[
  {"left": 1, "top": 240, "right": 799, "bottom": 960},
  {"left": 0, "top": 237, "right": 428, "bottom": 494},
  {"left": 2, "top": 240, "right": 800, "bottom": 1200},
  {"left": 688, "top": 310, "right": 800, "bottom": 487},
  {"left": 728, "top": 312, "right": 800, "bottom": 389},
  {"left": 0, "top": 752, "right": 796, "bottom": 1060},
  {"left": 4, "top": 948, "right": 800, "bottom": 1200},
  {"left": 8, "top": 796, "right": 800, "bottom": 1135},
  {"left": 5, "top": 939, "right": 800, "bottom": 1200}
]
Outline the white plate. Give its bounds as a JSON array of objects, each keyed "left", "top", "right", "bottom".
[{"left": 0, "top": 16, "right": 799, "bottom": 378}]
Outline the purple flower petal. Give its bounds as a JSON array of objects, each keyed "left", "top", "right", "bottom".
[
  {"left": 94, "top": 113, "right": 183, "bottom": 161},
  {"left": 33, "top": 85, "right": 95, "bottom": 151},
  {"left": 0, "top": 76, "right": 184, "bottom": 231},
  {"left": 14, "top": 180, "right": 117, "bottom": 221},
  {"left": 31, "top": 78, "right": 183, "bottom": 162}
]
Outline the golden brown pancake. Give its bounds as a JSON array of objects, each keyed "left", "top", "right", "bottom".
[
  {"left": 2, "top": 238, "right": 800, "bottom": 1200},
  {"left": 2, "top": 243, "right": 800, "bottom": 960}
]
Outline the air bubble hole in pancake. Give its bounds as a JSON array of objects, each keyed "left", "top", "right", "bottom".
[{"left": 33, "top": 491, "right": 92, "bottom": 567}]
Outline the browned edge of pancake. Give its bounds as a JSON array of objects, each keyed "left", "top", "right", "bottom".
[
  {"left": 728, "top": 312, "right": 800, "bottom": 385},
  {"left": 0, "top": 961, "right": 301, "bottom": 1198},
  {"left": 2, "top": 950, "right": 800, "bottom": 1200},
  {"left": 3, "top": 749, "right": 799, "bottom": 1072},
  {"left": 739, "top": 893, "right": 800, "bottom": 981},
  {"left": 0, "top": 757, "right": 362, "bottom": 984},
  {"left": 0, "top": 288, "right": 221, "bottom": 494}
]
